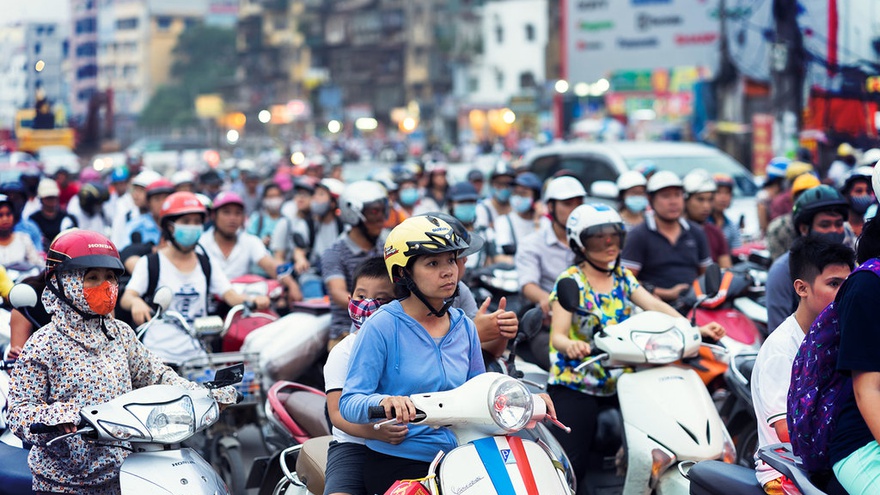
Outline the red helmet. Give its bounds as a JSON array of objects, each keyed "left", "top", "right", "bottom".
[
  {"left": 212, "top": 191, "right": 245, "bottom": 210},
  {"left": 46, "top": 229, "right": 124, "bottom": 275},
  {"left": 160, "top": 191, "right": 207, "bottom": 224},
  {"left": 146, "top": 178, "right": 175, "bottom": 198}
]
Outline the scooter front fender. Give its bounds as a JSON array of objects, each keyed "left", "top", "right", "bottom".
[
  {"left": 119, "top": 448, "right": 229, "bottom": 495},
  {"left": 655, "top": 465, "right": 689, "bottom": 495}
]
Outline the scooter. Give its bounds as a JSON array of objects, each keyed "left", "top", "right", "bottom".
[
  {"left": 717, "top": 352, "right": 759, "bottom": 468},
  {"left": 29, "top": 364, "right": 245, "bottom": 495},
  {"left": 556, "top": 277, "right": 737, "bottom": 495},
  {"left": 687, "top": 443, "right": 847, "bottom": 495},
  {"left": 0, "top": 358, "right": 32, "bottom": 495}
]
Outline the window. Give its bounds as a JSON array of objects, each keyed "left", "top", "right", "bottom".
[
  {"left": 156, "top": 16, "right": 172, "bottom": 30},
  {"left": 468, "top": 77, "right": 479, "bottom": 92},
  {"left": 116, "top": 18, "right": 138, "bottom": 30},
  {"left": 77, "top": 64, "right": 97, "bottom": 79},
  {"left": 495, "top": 70, "right": 504, "bottom": 90},
  {"left": 519, "top": 71, "right": 535, "bottom": 89},
  {"left": 558, "top": 156, "right": 617, "bottom": 191},
  {"left": 47, "top": 26, "right": 55, "bottom": 36},
  {"left": 185, "top": 18, "right": 198, "bottom": 29},
  {"left": 76, "top": 18, "right": 96, "bottom": 34},
  {"left": 77, "top": 42, "right": 97, "bottom": 57},
  {"left": 34, "top": 43, "right": 41, "bottom": 55},
  {"left": 525, "top": 23, "right": 535, "bottom": 41},
  {"left": 495, "top": 24, "right": 503, "bottom": 44}
]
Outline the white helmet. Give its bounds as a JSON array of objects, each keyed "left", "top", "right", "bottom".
[
  {"left": 566, "top": 203, "right": 625, "bottom": 251},
  {"left": 682, "top": 169, "right": 716, "bottom": 197},
  {"left": 339, "top": 180, "right": 389, "bottom": 225},
  {"left": 544, "top": 176, "right": 587, "bottom": 202},
  {"left": 318, "top": 178, "right": 346, "bottom": 199},
  {"left": 172, "top": 170, "right": 196, "bottom": 187},
  {"left": 616, "top": 170, "right": 647, "bottom": 192},
  {"left": 872, "top": 165, "right": 880, "bottom": 201},
  {"left": 646, "top": 170, "right": 683, "bottom": 194},
  {"left": 132, "top": 169, "right": 162, "bottom": 188},
  {"left": 862, "top": 148, "right": 880, "bottom": 166}
]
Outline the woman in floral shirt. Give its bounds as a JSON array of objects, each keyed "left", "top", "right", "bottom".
[
  {"left": 546, "top": 204, "right": 725, "bottom": 486},
  {"left": 7, "top": 229, "right": 236, "bottom": 495}
]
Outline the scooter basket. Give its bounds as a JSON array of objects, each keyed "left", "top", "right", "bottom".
[{"left": 180, "top": 351, "right": 263, "bottom": 405}]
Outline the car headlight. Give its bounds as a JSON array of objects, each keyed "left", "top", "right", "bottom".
[
  {"left": 631, "top": 329, "right": 684, "bottom": 364},
  {"left": 127, "top": 396, "right": 196, "bottom": 443},
  {"left": 488, "top": 377, "right": 533, "bottom": 432}
]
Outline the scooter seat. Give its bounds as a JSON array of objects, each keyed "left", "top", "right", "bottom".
[
  {"left": 0, "top": 440, "right": 34, "bottom": 494},
  {"left": 283, "top": 391, "right": 331, "bottom": 438},
  {"left": 688, "top": 461, "right": 764, "bottom": 495},
  {"left": 296, "top": 435, "right": 332, "bottom": 495}
]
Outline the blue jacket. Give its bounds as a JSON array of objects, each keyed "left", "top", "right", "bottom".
[{"left": 339, "top": 300, "right": 485, "bottom": 462}]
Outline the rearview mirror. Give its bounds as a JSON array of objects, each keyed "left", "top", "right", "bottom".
[
  {"left": 519, "top": 307, "right": 544, "bottom": 342},
  {"left": 206, "top": 364, "right": 244, "bottom": 389},
  {"left": 152, "top": 286, "right": 173, "bottom": 312},
  {"left": 704, "top": 264, "right": 722, "bottom": 298},
  {"left": 557, "top": 278, "right": 582, "bottom": 314},
  {"left": 8, "top": 284, "right": 37, "bottom": 309},
  {"left": 590, "top": 180, "right": 619, "bottom": 199}
]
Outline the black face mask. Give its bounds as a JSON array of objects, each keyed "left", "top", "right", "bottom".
[{"left": 811, "top": 231, "right": 846, "bottom": 245}]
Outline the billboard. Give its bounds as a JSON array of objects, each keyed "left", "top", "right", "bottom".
[{"left": 564, "top": 0, "right": 722, "bottom": 84}]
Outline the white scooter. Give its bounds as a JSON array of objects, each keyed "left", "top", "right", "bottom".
[
  {"left": 556, "top": 278, "right": 736, "bottom": 495},
  {"left": 31, "top": 365, "right": 244, "bottom": 494}
]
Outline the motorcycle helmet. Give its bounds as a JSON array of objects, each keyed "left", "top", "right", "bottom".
[
  {"left": 616, "top": 171, "right": 647, "bottom": 193},
  {"left": 633, "top": 160, "right": 657, "bottom": 179},
  {"left": 566, "top": 203, "right": 625, "bottom": 274},
  {"left": 338, "top": 180, "right": 389, "bottom": 226},
  {"left": 417, "top": 211, "right": 485, "bottom": 259},
  {"left": 791, "top": 174, "right": 820, "bottom": 197},
  {"left": 792, "top": 185, "right": 849, "bottom": 234},
  {"left": 646, "top": 170, "right": 683, "bottom": 194},
  {"left": 383, "top": 215, "right": 468, "bottom": 317},
  {"left": 682, "top": 169, "right": 716, "bottom": 199},
  {"left": 45, "top": 229, "right": 125, "bottom": 317},
  {"left": 132, "top": 169, "right": 162, "bottom": 189},
  {"left": 785, "top": 161, "right": 814, "bottom": 181},
  {"left": 841, "top": 166, "right": 874, "bottom": 196},
  {"left": 212, "top": 190, "right": 245, "bottom": 211},
  {"left": 490, "top": 162, "right": 516, "bottom": 180},
  {"left": 146, "top": 178, "right": 175, "bottom": 199},
  {"left": 543, "top": 176, "right": 586, "bottom": 202},
  {"left": 77, "top": 182, "right": 110, "bottom": 215},
  {"left": 713, "top": 173, "right": 735, "bottom": 191},
  {"left": 160, "top": 191, "right": 208, "bottom": 226},
  {"left": 765, "top": 157, "right": 790, "bottom": 181},
  {"left": 172, "top": 170, "right": 197, "bottom": 189},
  {"left": 513, "top": 172, "right": 543, "bottom": 198},
  {"left": 861, "top": 148, "right": 880, "bottom": 166},
  {"left": 110, "top": 166, "right": 130, "bottom": 184},
  {"left": 317, "top": 178, "right": 346, "bottom": 200}
]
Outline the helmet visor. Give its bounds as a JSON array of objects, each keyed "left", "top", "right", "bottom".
[{"left": 580, "top": 223, "right": 625, "bottom": 251}]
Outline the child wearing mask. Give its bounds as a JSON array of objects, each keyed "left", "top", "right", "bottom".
[{"left": 323, "top": 257, "right": 405, "bottom": 495}]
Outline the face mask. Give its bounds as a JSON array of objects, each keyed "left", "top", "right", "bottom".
[
  {"left": 311, "top": 200, "right": 331, "bottom": 217},
  {"left": 264, "top": 197, "right": 283, "bottom": 212},
  {"left": 83, "top": 280, "right": 118, "bottom": 316},
  {"left": 492, "top": 187, "right": 512, "bottom": 204},
  {"left": 173, "top": 223, "right": 203, "bottom": 248},
  {"left": 453, "top": 203, "right": 477, "bottom": 224},
  {"left": 348, "top": 298, "right": 384, "bottom": 330},
  {"left": 510, "top": 195, "right": 533, "bottom": 214},
  {"left": 624, "top": 195, "right": 649, "bottom": 213},
  {"left": 811, "top": 231, "right": 845, "bottom": 245},
  {"left": 399, "top": 188, "right": 420, "bottom": 206},
  {"left": 849, "top": 194, "right": 875, "bottom": 215}
]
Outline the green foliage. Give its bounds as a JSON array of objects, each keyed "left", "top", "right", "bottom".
[{"left": 139, "top": 24, "right": 236, "bottom": 127}]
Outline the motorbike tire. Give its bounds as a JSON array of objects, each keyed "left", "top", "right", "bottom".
[
  {"left": 735, "top": 427, "right": 759, "bottom": 469},
  {"left": 216, "top": 441, "right": 248, "bottom": 495}
]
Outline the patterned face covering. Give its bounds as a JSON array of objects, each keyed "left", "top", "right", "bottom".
[{"left": 348, "top": 298, "right": 384, "bottom": 330}]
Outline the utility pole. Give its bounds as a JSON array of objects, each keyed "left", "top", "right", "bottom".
[{"left": 770, "top": 0, "right": 805, "bottom": 160}]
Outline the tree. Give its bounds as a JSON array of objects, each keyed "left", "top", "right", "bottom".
[{"left": 139, "top": 24, "right": 236, "bottom": 127}]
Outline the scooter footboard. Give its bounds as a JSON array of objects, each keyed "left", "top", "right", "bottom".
[
  {"left": 438, "top": 436, "right": 571, "bottom": 494},
  {"left": 119, "top": 448, "right": 228, "bottom": 495}
]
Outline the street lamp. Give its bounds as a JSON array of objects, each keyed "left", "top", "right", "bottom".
[
  {"left": 258, "top": 110, "right": 271, "bottom": 124},
  {"left": 554, "top": 79, "right": 570, "bottom": 94}
]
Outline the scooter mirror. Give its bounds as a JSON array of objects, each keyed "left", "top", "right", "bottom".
[
  {"left": 557, "top": 278, "right": 581, "bottom": 313},
  {"left": 519, "top": 307, "right": 544, "bottom": 342},
  {"left": 703, "top": 264, "right": 722, "bottom": 298},
  {"left": 8, "top": 283, "right": 37, "bottom": 309},
  {"left": 152, "top": 286, "right": 174, "bottom": 312},
  {"left": 206, "top": 363, "right": 244, "bottom": 389}
]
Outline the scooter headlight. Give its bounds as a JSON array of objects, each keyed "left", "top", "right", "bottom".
[
  {"left": 631, "top": 328, "right": 684, "bottom": 364},
  {"left": 487, "top": 377, "right": 533, "bottom": 432},
  {"left": 127, "top": 396, "right": 196, "bottom": 443}
]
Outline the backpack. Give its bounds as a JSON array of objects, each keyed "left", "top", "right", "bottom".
[
  {"left": 144, "top": 251, "right": 213, "bottom": 311},
  {"left": 787, "top": 258, "right": 880, "bottom": 472}
]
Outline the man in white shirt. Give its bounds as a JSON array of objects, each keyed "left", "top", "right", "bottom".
[
  {"left": 200, "top": 191, "right": 302, "bottom": 304},
  {"left": 751, "top": 237, "right": 853, "bottom": 494}
]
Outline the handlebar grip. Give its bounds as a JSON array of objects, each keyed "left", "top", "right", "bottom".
[
  {"left": 245, "top": 300, "right": 257, "bottom": 310},
  {"left": 235, "top": 392, "right": 244, "bottom": 404},
  {"left": 30, "top": 422, "right": 55, "bottom": 434},
  {"left": 368, "top": 406, "right": 389, "bottom": 420}
]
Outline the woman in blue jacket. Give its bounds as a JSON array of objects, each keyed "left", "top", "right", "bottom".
[{"left": 339, "top": 215, "right": 487, "bottom": 493}]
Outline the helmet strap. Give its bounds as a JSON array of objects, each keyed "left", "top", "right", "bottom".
[
  {"left": 583, "top": 256, "right": 616, "bottom": 277},
  {"left": 356, "top": 221, "right": 379, "bottom": 246},
  {"left": 403, "top": 273, "right": 457, "bottom": 318}
]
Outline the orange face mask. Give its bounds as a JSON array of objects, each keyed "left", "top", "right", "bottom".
[{"left": 83, "top": 281, "right": 118, "bottom": 315}]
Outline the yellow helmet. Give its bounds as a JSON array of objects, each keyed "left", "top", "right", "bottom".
[
  {"left": 383, "top": 215, "right": 469, "bottom": 282},
  {"left": 837, "top": 142, "right": 854, "bottom": 157}
]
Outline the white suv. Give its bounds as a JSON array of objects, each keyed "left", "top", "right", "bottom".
[{"left": 522, "top": 141, "right": 760, "bottom": 237}]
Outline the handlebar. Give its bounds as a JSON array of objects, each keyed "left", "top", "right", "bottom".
[
  {"left": 368, "top": 406, "right": 387, "bottom": 420},
  {"left": 29, "top": 422, "right": 56, "bottom": 434}
]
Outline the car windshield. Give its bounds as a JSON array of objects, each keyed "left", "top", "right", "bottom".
[{"left": 624, "top": 155, "right": 758, "bottom": 197}]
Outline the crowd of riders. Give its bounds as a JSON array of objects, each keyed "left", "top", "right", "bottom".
[{"left": 4, "top": 139, "right": 880, "bottom": 495}]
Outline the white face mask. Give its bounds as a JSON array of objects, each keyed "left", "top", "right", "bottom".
[{"left": 264, "top": 197, "right": 283, "bottom": 212}]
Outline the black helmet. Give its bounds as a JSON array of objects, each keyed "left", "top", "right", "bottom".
[{"left": 792, "top": 185, "right": 849, "bottom": 232}]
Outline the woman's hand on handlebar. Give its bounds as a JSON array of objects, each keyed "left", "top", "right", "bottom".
[
  {"left": 699, "top": 322, "right": 725, "bottom": 341},
  {"left": 131, "top": 299, "right": 153, "bottom": 326},
  {"left": 380, "top": 395, "right": 418, "bottom": 424},
  {"left": 565, "top": 339, "right": 591, "bottom": 360},
  {"left": 58, "top": 423, "right": 77, "bottom": 434},
  {"left": 251, "top": 295, "right": 271, "bottom": 310},
  {"left": 537, "top": 393, "right": 557, "bottom": 421}
]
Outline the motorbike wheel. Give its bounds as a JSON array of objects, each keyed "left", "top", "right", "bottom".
[
  {"left": 735, "top": 427, "right": 759, "bottom": 468},
  {"left": 216, "top": 441, "right": 248, "bottom": 495}
]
